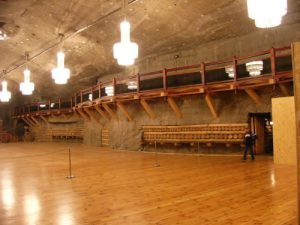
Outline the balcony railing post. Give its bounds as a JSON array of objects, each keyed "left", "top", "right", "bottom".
[
  {"left": 48, "top": 99, "right": 51, "bottom": 114},
  {"left": 58, "top": 98, "right": 61, "bottom": 110},
  {"left": 80, "top": 91, "right": 83, "bottom": 104},
  {"left": 37, "top": 102, "right": 39, "bottom": 113},
  {"left": 163, "top": 69, "right": 167, "bottom": 90},
  {"left": 201, "top": 63, "right": 206, "bottom": 86},
  {"left": 98, "top": 82, "right": 102, "bottom": 99},
  {"left": 271, "top": 47, "right": 276, "bottom": 79},
  {"left": 137, "top": 73, "right": 140, "bottom": 93},
  {"left": 233, "top": 56, "right": 238, "bottom": 83},
  {"left": 113, "top": 77, "right": 116, "bottom": 96}
]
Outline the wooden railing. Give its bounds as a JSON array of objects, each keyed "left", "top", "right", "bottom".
[{"left": 13, "top": 46, "right": 293, "bottom": 117}]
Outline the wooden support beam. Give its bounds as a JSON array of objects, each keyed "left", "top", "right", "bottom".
[
  {"left": 30, "top": 116, "right": 41, "bottom": 126},
  {"left": 94, "top": 105, "right": 110, "bottom": 120},
  {"left": 22, "top": 117, "right": 34, "bottom": 127},
  {"left": 77, "top": 109, "right": 91, "bottom": 121},
  {"left": 40, "top": 115, "right": 48, "bottom": 124},
  {"left": 245, "top": 89, "right": 262, "bottom": 105},
  {"left": 102, "top": 104, "right": 118, "bottom": 121},
  {"left": 140, "top": 99, "right": 156, "bottom": 119},
  {"left": 279, "top": 84, "right": 290, "bottom": 96},
  {"left": 84, "top": 108, "right": 101, "bottom": 124},
  {"left": 167, "top": 97, "right": 182, "bottom": 119},
  {"left": 204, "top": 94, "right": 218, "bottom": 118},
  {"left": 117, "top": 102, "right": 133, "bottom": 121}
]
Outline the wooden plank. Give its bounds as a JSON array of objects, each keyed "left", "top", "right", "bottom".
[
  {"left": 278, "top": 84, "right": 290, "bottom": 96},
  {"left": 292, "top": 42, "right": 300, "bottom": 222},
  {"left": 94, "top": 105, "right": 110, "bottom": 120},
  {"left": 77, "top": 109, "right": 91, "bottom": 121},
  {"left": 140, "top": 99, "right": 156, "bottom": 119},
  {"left": 204, "top": 94, "right": 218, "bottom": 118},
  {"left": 167, "top": 97, "right": 183, "bottom": 119},
  {"left": 22, "top": 117, "right": 35, "bottom": 127},
  {"left": 30, "top": 116, "right": 41, "bottom": 126},
  {"left": 84, "top": 108, "right": 101, "bottom": 124},
  {"left": 102, "top": 104, "right": 118, "bottom": 121},
  {"left": 40, "top": 115, "right": 49, "bottom": 124},
  {"left": 117, "top": 102, "right": 133, "bottom": 121},
  {"left": 245, "top": 89, "right": 262, "bottom": 105}
]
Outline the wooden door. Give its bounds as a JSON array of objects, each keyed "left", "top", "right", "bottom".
[{"left": 251, "top": 116, "right": 265, "bottom": 154}]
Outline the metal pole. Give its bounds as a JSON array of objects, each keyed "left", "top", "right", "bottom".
[
  {"left": 66, "top": 147, "right": 75, "bottom": 179},
  {"left": 154, "top": 141, "right": 160, "bottom": 167}
]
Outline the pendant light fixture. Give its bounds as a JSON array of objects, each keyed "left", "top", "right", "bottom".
[
  {"left": 246, "top": 61, "right": 263, "bottom": 77},
  {"left": 127, "top": 80, "right": 137, "bottom": 90},
  {"left": 20, "top": 53, "right": 35, "bottom": 95},
  {"left": 247, "top": 0, "right": 287, "bottom": 28},
  {"left": 0, "top": 80, "right": 11, "bottom": 102},
  {"left": 225, "top": 65, "right": 235, "bottom": 79},
  {"left": 52, "top": 51, "right": 70, "bottom": 84},
  {"left": 105, "top": 86, "right": 114, "bottom": 96},
  {"left": 113, "top": 0, "right": 138, "bottom": 66}
]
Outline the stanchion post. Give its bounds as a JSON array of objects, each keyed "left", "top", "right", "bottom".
[
  {"left": 154, "top": 141, "right": 160, "bottom": 167},
  {"left": 66, "top": 147, "right": 75, "bottom": 179}
]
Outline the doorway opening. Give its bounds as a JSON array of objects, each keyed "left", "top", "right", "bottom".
[{"left": 248, "top": 113, "right": 273, "bottom": 156}]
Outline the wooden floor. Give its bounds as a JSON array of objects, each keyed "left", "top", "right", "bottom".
[{"left": 0, "top": 143, "right": 297, "bottom": 225}]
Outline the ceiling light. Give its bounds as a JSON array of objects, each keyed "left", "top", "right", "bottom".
[
  {"left": 39, "top": 104, "right": 46, "bottom": 108},
  {"left": 20, "top": 69, "right": 35, "bottom": 95},
  {"left": 0, "top": 81, "right": 11, "bottom": 102},
  {"left": 246, "top": 61, "right": 263, "bottom": 77},
  {"left": 113, "top": 20, "right": 138, "bottom": 66},
  {"left": 127, "top": 81, "right": 137, "bottom": 90},
  {"left": 247, "top": 0, "right": 287, "bottom": 28},
  {"left": 225, "top": 66, "right": 234, "bottom": 79},
  {"left": 0, "top": 29, "right": 8, "bottom": 40},
  {"left": 52, "top": 52, "right": 70, "bottom": 84},
  {"left": 105, "top": 86, "right": 114, "bottom": 96}
]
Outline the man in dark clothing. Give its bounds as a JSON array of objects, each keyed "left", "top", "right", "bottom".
[{"left": 243, "top": 130, "right": 255, "bottom": 160}]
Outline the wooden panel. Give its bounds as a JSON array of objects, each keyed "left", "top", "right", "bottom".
[
  {"left": 272, "top": 96, "right": 296, "bottom": 165},
  {"left": 253, "top": 117, "right": 265, "bottom": 154}
]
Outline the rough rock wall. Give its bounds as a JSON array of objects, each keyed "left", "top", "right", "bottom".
[{"left": 84, "top": 85, "right": 291, "bottom": 152}]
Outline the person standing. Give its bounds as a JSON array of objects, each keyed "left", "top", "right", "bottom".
[{"left": 243, "top": 129, "right": 255, "bottom": 161}]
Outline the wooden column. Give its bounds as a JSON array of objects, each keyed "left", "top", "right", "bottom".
[
  {"left": 204, "top": 94, "right": 218, "bottom": 118},
  {"left": 245, "top": 89, "right": 262, "bottom": 105},
  {"left": 77, "top": 109, "right": 90, "bottom": 120},
  {"left": 94, "top": 105, "right": 110, "bottom": 120},
  {"left": 292, "top": 42, "right": 300, "bottom": 223},
  {"left": 102, "top": 104, "right": 118, "bottom": 121},
  {"left": 278, "top": 84, "right": 290, "bottom": 96},
  {"left": 167, "top": 97, "right": 182, "bottom": 119},
  {"left": 140, "top": 99, "right": 156, "bottom": 119},
  {"left": 117, "top": 102, "right": 133, "bottom": 121},
  {"left": 84, "top": 108, "right": 101, "bottom": 124}
]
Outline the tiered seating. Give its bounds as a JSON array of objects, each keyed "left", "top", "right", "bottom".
[
  {"left": 101, "top": 128, "right": 109, "bottom": 146},
  {"left": 142, "top": 124, "right": 248, "bottom": 146},
  {"left": 51, "top": 127, "right": 84, "bottom": 140}
]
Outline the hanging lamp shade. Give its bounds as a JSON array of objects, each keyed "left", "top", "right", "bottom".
[
  {"left": 52, "top": 52, "right": 70, "bottom": 84},
  {"left": 20, "top": 69, "right": 35, "bottom": 95},
  {"left": 127, "top": 81, "right": 137, "bottom": 90},
  {"left": 225, "top": 66, "right": 235, "bottom": 79},
  {"left": 247, "top": 0, "right": 287, "bottom": 28},
  {"left": 246, "top": 61, "right": 263, "bottom": 77},
  {"left": 113, "top": 20, "right": 138, "bottom": 66},
  {"left": 105, "top": 86, "right": 114, "bottom": 96},
  {"left": 0, "top": 81, "right": 11, "bottom": 102}
]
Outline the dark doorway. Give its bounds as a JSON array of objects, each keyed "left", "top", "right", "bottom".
[{"left": 248, "top": 113, "right": 273, "bottom": 155}]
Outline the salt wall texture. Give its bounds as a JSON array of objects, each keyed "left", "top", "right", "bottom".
[{"left": 84, "top": 86, "right": 291, "bottom": 152}]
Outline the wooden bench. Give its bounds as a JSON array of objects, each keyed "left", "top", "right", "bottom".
[{"left": 142, "top": 124, "right": 248, "bottom": 147}]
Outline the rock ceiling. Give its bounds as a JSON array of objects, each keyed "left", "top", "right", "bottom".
[{"left": 0, "top": 0, "right": 300, "bottom": 100}]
